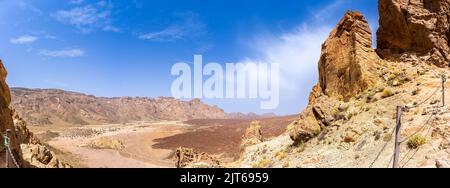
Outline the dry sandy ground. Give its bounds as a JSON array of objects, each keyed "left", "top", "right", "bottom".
[
  {"left": 154, "top": 116, "right": 297, "bottom": 159},
  {"left": 29, "top": 121, "right": 190, "bottom": 168},
  {"left": 27, "top": 115, "right": 295, "bottom": 168}
]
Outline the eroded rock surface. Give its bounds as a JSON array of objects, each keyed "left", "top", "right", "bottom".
[
  {"left": 175, "top": 147, "right": 221, "bottom": 168},
  {"left": 289, "top": 11, "right": 381, "bottom": 144},
  {"left": 319, "top": 11, "right": 379, "bottom": 100},
  {"left": 240, "top": 121, "right": 264, "bottom": 151},
  {"left": 377, "top": 0, "right": 450, "bottom": 67}
]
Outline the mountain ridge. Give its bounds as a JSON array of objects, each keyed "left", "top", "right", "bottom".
[{"left": 10, "top": 87, "right": 277, "bottom": 126}]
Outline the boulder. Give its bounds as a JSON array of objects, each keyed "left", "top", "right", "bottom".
[
  {"left": 240, "top": 121, "right": 264, "bottom": 151},
  {"left": 175, "top": 147, "right": 221, "bottom": 168}
]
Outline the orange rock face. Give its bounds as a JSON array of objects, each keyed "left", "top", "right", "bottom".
[
  {"left": 240, "top": 121, "right": 264, "bottom": 151},
  {"left": 1, "top": 60, "right": 20, "bottom": 163},
  {"left": 318, "top": 11, "right": 378, "bottom": 101},
  {"left": 288, "top": 11, "right": 381, "bottom": 144},
  {"left": 377, "top": 0, "right": 450, "bottom": 67},
  {"left": 175, "top": 147, "right": 221, "bottom": 168}
]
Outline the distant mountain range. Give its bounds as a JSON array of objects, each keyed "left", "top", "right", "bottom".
[{"left": 11, "top": 87, "right": 277, "bottom": 126}]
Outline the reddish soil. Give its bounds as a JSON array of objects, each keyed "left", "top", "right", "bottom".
[{"left": 152, "top": 115, "right": 298, "bottom": 158}]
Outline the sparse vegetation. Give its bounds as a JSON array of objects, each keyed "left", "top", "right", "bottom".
[
  {"left": 412, "top": 88, "right": 421, "bottom": 96},
  {"left": 383, "top": 133, "right": 392, "bottom": 142},
  {"left": 293, "top": 142, "right": 306, "bottom": 153},
  {"left": 373, "top": 131, "right": 382, "bottom": 141},
  {"left": 275, "top": 150, "right": 288, "bottom": 160},
  {"left": 252, "top": 157, "right": 272, "bottom": 168},
  {"left": 407, "top": 135, "right": 427, "bottom": 149},
  {"left": 63, "top": 128, "right": 106, "bottom": 138},
  {"left": 381, "top": 87, "right": 395, "bottom": 98}
]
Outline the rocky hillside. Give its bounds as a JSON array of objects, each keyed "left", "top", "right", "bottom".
[
  {"left": 11, "top": 88, "right": 278, "bottom": 126},
  {"left": 11, "top": 88, "right": 229, "bottom": 126},
  {"left": 235, "top": 0, "right": 450, "bottom": 168},
  {"left": 1, "top": 60, "right": 70, "bottom": 168}
]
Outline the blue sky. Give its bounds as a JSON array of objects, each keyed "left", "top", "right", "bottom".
[{"left": 0, "top": 0, "right": 378, "bottom": 115}]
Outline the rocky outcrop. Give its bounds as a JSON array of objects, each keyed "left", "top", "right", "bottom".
[
  {"left": 12, "top": 110, "right": 40, "bottom": 145},
  {"left": 288, "top": 11, "right": 381, "bottom": 144},
  {"left": 1, "top": 60, "right": 70, "bottom": 168},
  {"left": 238, "top": 1, "right": 450, "bottom": 168},
  {"left": 240, "top": 121, "right": 264, "bottom": 151},
  {"left": 0, "top": 60, "right": 20, "bottom": 167},
  {"left": 319, "top": 11, "right": 379, "bottom": 101},
  {"left": 14, "top": 110, "right": 70, "bottom": 168},
  {"left": 377, "top": 0, "right": 450, "bottom": 67},
  {"left": 175, "top": 147, "right": 221, "bottom": 168},
  {"left": 20, "top": 144, "right": 70, "bottom": 168}
]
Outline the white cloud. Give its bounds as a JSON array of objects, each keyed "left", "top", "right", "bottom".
[
  {"left": 139, "top": 26, "right": 184, "bottom": 41},
  {"left": 10, "top": 35, "right": 39, "bottom": 44},
  {"left": 54, "top": 1, "right": 117, "bottom": 33},
  {"left": 70, "top": 0, "right": 84, "bottom": 5},
  {"left": 55, "top": 6, "right": 106, "bottom": 26},
  {"left": 39, "top": 49, "right": 85, "bottom": 57},
  {"left": 139, "top": 12, "right": 206, "bottom": 42},
  {"left": 313, "top": 0, "right": 344, "bottom": 22},
  {"left": 230, "top": 24, "right": 331, "bottom": 113},
  {"left": 103, "top": 25, "right": 120, "bottom": 32},
  {"left": 238, "top": 25, "right": 330, "bottom": 92}
]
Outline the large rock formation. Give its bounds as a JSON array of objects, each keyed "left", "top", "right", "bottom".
[
  {"left": 175, "top": 147, "right": 221, "bottom": 168},
  {"left": 288, "top": 11, "right": 381, "bottom": 144},
  {"left": 1, "top": 60, "right": 70, "bottom": 168},
  {"left": 240, "top": 121, "right": 264, "bottom": 152},
  {"left": 377, "top": 0, "right": 450, "bottom": 67},
  {"left": 319, "top": 11, "right": 379, "bottom": 101},
  {"left": 238, "top": 0, "right": 450, "bottom": 168},
  {"left": 0, "top": 60, "right": 20, "bottom": 167}
]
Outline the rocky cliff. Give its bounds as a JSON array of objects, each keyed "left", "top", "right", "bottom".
[
  {"left": 11, "top": 87, "right": 277, "bottom": 126},
  {"left": 237, "top": 0, "right": 450, "bottom": 168},
  {"left": 377, "top": 0, "right": 450, "bottom": 67},
  {"left": 288, "top": 11, "right": 382, "bottom": 144},
  {"left": 0, "top": 60, "right": 19, "bottom": 167},
  {"left": 1, "top": 60, "right": 70, "bottom": 168}
]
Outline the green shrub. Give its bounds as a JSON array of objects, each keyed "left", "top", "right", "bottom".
[
  {"left": 407, "top": 135, "right": 426, "bottom": 149},
  {"left": 252, "top": 158, "right": 272, "bottom": 168},
  {"left": 381, "top": 88, "right": 395, "bottom": 98},
  {"left": 383, "top": 133, "right": 392, "bottom": 142}
]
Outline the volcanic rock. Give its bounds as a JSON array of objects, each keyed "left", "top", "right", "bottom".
[
  {"left": 289, "top": 11, "right": 381, "bottom": 144},
  {"left": 240, "top": 121, "right": 264, "bottom": 151},
  {"left": 175, "top": 147, "right": 221, "bottom": 168},
  {"left": 377, "top": 0, "right": 450, "bottom": 67}
]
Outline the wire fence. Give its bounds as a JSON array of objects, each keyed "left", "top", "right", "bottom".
[
  {"left": 369, "top": 74, "right": 446, "bottom": 168},
  {"left": 2, "top": 130, "right": 20, "bottom": 168}
]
